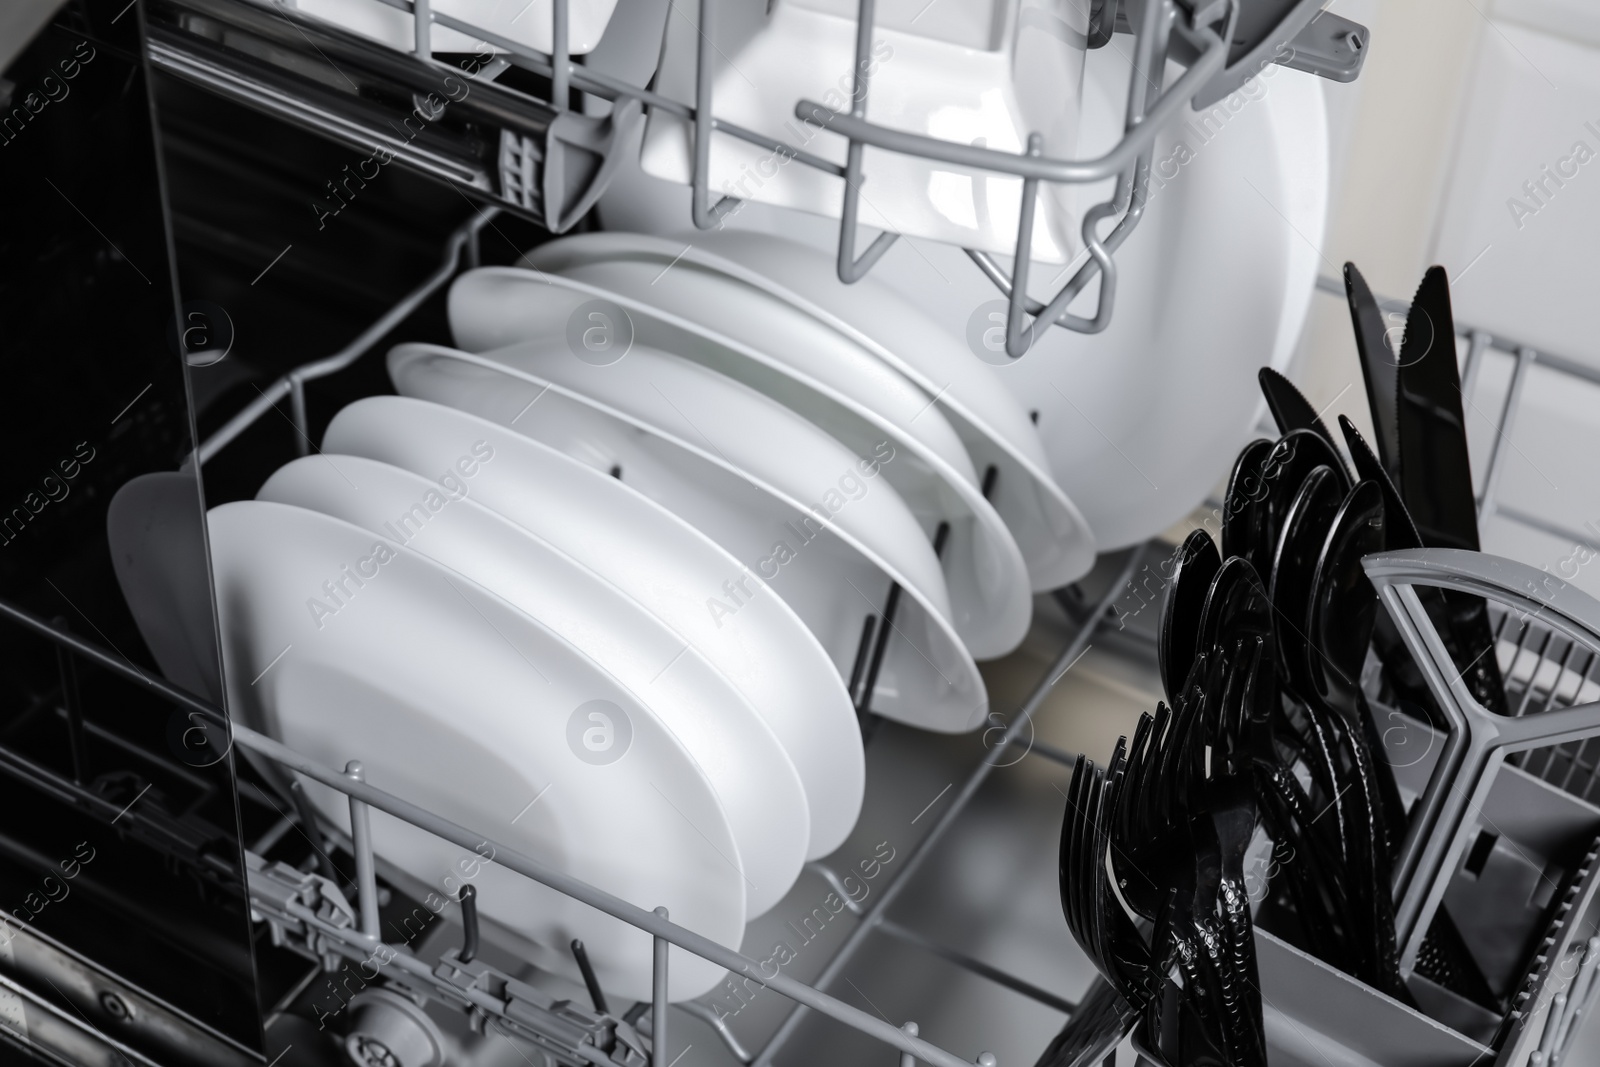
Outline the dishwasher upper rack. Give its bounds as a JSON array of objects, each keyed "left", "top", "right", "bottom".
[{"left": 146, "top": 0, "right": 1365, "bottom": 356}]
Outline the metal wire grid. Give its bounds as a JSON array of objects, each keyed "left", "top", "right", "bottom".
[
  {"left": 0, "top": 537, "right": 1146, "bottom": 1067},
  {"left": 259, "top": 0, "right": 1234, "bottom": 353},
  {"left": 1490, "top": 603, "right": 1600, "bottom": 805}
]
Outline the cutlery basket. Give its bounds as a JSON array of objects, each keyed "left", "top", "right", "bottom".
[{"left": 1246, "top": 549, "right": 1600, "bottom": 1067}]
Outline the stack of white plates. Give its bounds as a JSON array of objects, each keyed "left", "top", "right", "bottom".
[{"left": 206, "top": 233, "right": 1090, "bottom": 1002}]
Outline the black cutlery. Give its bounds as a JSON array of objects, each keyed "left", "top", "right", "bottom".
[
  {"left": 1395, "top": 267, "right": 1477, "bottom": 549},
  {"left": 1222, "top": 438, "right": 1275, "bottom": 573},
  {"left": 1197, "top": 557, "right": 1274, "bottom": 663},
  {"left": 1307, "top": 479, "right": 1409, "bottom": 999},
  {"left": 1393, "top": 268, "right": 1509, "bottom": 718},
  {"left": 1159, "top": 530, "right": 1221, "bottom": 702},
  {"left": 1343, "top": 262, "right": 1401, "bottom": 480},
  {"left": 1259, "top": 367, "right": 1346, "bottom": 476}
]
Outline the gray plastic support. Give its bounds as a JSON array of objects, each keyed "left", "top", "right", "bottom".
[{"left": 1362, "top": 550, "right": 1600, "bottom": 959}]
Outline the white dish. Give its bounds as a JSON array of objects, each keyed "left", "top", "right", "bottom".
[
  {"left": 596, "top": 43, "right": 1329, "bottom": 550},
  {"left": 385, "top": 346, "right": 989, "bottom": 733},
  {"left": 523, "top": 229, "right": 1095, "bottom": 590},
  {"left": 294, "top": 0, "right": 618, "bottom": 57},
  {"left": 475, "top": 336, "right": 950, "bottom": 627},
  {"left": 210, "top": 500, "right": 741, "bottom": 1001},
  {"left": 257, "top": 454, "right": 809, "bottom": 913},
  {"left": 107, "top": 472, "right": 223, "bottom": 705},
  {"left": 451, "top": 265, "right": 1032, "bottom": 658},
  {"left": 321, "top": 396, "right": 864, "bottom": 858},
  {"left": 638, "top": 0, "right": 1088, "bottom": 260}
]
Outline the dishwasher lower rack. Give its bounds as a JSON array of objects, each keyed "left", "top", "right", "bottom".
[
  {"left": 9, "top": 542, "right": 1600, "bottom": 1067},
  {"left": 145, "top": 0, "right": 1364, "bottom": 354}
]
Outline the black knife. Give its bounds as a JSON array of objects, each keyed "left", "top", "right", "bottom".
[
  {"left": 1344, "top": 262, "right": 1402, "bottom": 481},
  {"left": 1258, "top": 367, "right": 1349, "bottom": 480},
  {"left": 1393, "top": 267, "right": 1508, "bottom": 716}
]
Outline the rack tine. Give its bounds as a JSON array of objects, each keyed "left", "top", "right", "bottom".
[
  {"left": 847, "top": 615, "right": 879, "bottom": 709},
  {"left": 690, "top": 0, "right": 739, "bottom": 228},
  {"left": 572, "top": 938, "right": 609, "bottom": 1013},
  {"left": 551, "top": 0, "right": 570, "bottom": 109},
  {"left": 652, "top": 906, "right": 670, "bottom": 1065},
  {"left": 1540, "top": 640, "right": 1579, "bottom": 715},
  {"left": 1516, "top": 629, "right": 1555, "bottom": 717},
  {"left": 459, "top": 885, "right": 480, "bottom": 964},
  {"left": 856, "top": 584, "right": 902, "bottom": 715},
  {"left": 413, "top": 0, "right": 431, "bottom": 60},
  {"left": 1004, "top": 133, "right": 1046, "bottom": 358},
  {"left": 981, "top": 465, "right": 999, "bottom": 501},
  {"left": 345, "top": 760, "right": 380, "bottom": 937},
  {"left": 898, "top": 1020, "right": 919, "bottom": 1067},
  {"left": 834, "top": 0, "right": 900, "bottom": 282}
]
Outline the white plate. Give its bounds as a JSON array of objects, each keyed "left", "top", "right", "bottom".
[
  {"left": 638, "top": 0, "right": 1088, "bottom": 260},
  {"left": 293, "top": 0, "right": 618, "bottom": 56},
  {"left": 474, "top": 336, "right": 950, "bottom": 628},
  {"left": 596, "top": 43, "right": 1329, "bottom": 550},
  {"left": 107, "top": 472, "right": 223, "bottom": 705},
  {"left": 209, "top": 500, "right": 741, "bottom": 1001},
  {"left": 452, "top": 265, "right": 1032, "bottom": 658},
  {"left": 257, "top": 454, "right": 809, "bottom": 913},
  {"left": 321, "top": 396, "right": 864, "bottom": 858},
  {"left": 386, "top": 346, "right": 989, "bottom": 733},
  {"left": 522, "top": 229, "right": 1094, "bottom": 590}
]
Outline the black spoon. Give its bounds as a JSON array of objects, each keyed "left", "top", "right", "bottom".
[
  {"left": 1270, "top": 465, "right": 1345, "bottom": 698},
  {"left": 1222, "top": 438, "right": 1275, "bottom": 567},
  {"left": 1196, "top": 556, "right": 1274, "bottom": 667},
  {"left": 1307, "top": 479, "right": 1411, "bottom": 1001},
  {"left": 1269, "top": 465, "right": 1355, "bottom": 861},
  {"left": 1259, "top": 429, "right": 1354, "bottom": 577},
  {"left": 1159, "top": 530, "right": 1221, "bottom": 702}
]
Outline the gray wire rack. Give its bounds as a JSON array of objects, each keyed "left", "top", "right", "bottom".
[
  {"left": 148, "top": 0, "right": 1370, "bottom": 354},
  {"left": 175, "top": 245, "right": 1600, "bottom": 1067}
]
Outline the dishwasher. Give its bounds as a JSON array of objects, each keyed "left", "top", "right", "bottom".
[{"left": 3, "top": 1, "right": 1600, "bottom": 1065}]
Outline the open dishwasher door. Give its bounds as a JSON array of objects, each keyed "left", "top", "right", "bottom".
[{"left": 0, "top": 1, "right": 267, "bottom": 1063}]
